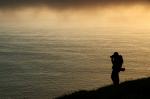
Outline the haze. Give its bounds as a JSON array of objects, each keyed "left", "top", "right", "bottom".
[{"left": 0, "top": 2, "right": 150, "bottom": 31}]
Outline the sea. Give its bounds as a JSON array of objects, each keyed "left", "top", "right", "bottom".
[{"left": 0, "top": 26, "right": 150, "bottom": 99}]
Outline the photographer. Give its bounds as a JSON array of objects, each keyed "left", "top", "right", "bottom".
[{"left": 110, "top": 52, "right": 124, "bottom": 86}]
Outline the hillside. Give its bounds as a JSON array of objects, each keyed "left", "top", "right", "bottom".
[{"left": 56, "top": 77, "right": 150, "bottom": 99}]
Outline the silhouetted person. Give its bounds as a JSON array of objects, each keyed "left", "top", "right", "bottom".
[{"left": 110, "top": 52, "right": 124, "bottom": 86}]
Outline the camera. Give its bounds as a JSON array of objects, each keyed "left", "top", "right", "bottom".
[{"left": 110, "top": 55, "right": 113, "bottom": 58}]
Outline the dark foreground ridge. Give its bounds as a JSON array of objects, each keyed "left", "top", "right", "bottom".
[{"left": 56, "top": 77, "right": 150, "bottom": 99}]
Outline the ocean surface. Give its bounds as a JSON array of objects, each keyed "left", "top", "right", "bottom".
[{"left": 0, "top": 26, "right": 150, "bottom": 99}]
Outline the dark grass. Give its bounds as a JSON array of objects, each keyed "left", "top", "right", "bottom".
[{"left": 56, "top": 77, "right": 150, "bottom": 99}]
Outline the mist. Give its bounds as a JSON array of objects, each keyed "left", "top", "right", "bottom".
[{"left": 0, "top": 2, "right": 150, "bottom": 31}]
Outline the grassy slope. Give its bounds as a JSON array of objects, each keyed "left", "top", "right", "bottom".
[{"left": 56, "top": 77, "right": 150, "bottom": 99}]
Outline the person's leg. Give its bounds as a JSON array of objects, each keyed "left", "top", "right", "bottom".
[
  {"left": 111, "top": 71, "right": 116, "bottom": 85},
  {"left": 111, "top": 71, "right": 119, "bottom": 86},
  {"left": 111, "top": 72, "right": 114, "bottom": 83},
  {"left": 115, "top": 72, "right": 119, "bottom": 85}
]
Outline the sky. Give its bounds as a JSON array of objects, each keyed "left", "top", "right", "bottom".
[
  {"left": 0, "top": 0, "right": 150, "bottom": 29},
  {"left": 0, "top": 0, "right": 149, "bottom": 10}
]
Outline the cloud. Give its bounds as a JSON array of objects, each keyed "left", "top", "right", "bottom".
[{"left": 0, "top": 0, "right": 149, "bottom": 10}]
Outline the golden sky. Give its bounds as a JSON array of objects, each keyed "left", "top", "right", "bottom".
[{"left": 0, "top": 1, "right": 150, "bottom": 30}]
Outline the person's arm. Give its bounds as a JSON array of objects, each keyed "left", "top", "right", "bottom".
[
  {"left": 120, "top": 55, "right": 123, "bottom": 64},
  {"left": 110, "top": 55, "right": 114, "bottom": 64}
]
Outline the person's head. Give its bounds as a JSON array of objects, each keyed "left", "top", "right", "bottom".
[{"left": 114, "top": 52, "right": 119, "bottom": 56}]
